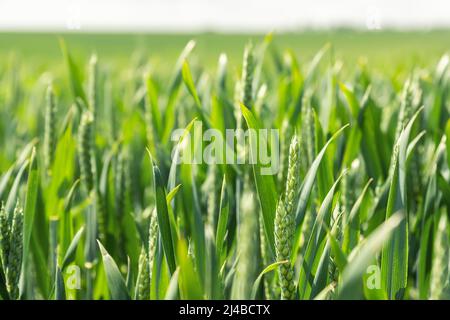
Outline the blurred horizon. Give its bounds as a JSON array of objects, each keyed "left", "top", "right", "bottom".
[
  {"left": 1, "top": 0, "right": 450, "bottom": 32},
  {"left": 1, "top": 30, "right": 449, "bottom": 74}
]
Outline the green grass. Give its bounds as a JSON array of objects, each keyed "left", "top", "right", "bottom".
[{"left": 0, "top": 30, "right": 449, "bottom": 300}]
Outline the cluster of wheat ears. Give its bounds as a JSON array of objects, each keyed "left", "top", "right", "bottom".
[{"left": 0, "top": 35, "right": 449, "bottom": 300}]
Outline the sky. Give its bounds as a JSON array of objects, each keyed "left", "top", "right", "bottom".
[{"left": 1, "top": 0, "right": 450, "bottom": 32}]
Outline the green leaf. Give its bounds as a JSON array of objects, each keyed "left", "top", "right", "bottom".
[
  {"left": 54, "top": 267, "right": 66, "bottom": 300},
  {"left": 290, "top": 43, "right": 330, "bottom": 124},
  {"left": 59, "top": 38, "right": 86, "bottom": 103},
  {"left": 215, "top": 175, "right": 230, "bottom": 265},
  {"left": 177, "top": 238, "right": 204, "bottom": 299},
  {"left": 22, "top": 148, "right": 38, "bottom": 272},
  {"left": 339, "top": 82, "right": 359, "bottom": 118},
  {"left": 338, "top": 213, "right": 403, "bottom": 299},
  {"left": 297, "top": 173, "right": 344, "bottom": 299},
  {"left": 343, "top": 179, "right": 373, "bottom": 254},
  {"left": 144, "top": 72, "right": 162, "bottom": 138},
  {"left": 0, "top": 166, "right": 14, "bottom": 201},
  {"left": 167, "top": 117, "right": 197, "bottom": 192},
  {"left": 163, "top": 40, "right": 196, "bottom": 142},
  {"left": 61, "top": 227, "right": 85, "bottom": 270},
  {"left": 167, "top": 184, "right": 182, "bottom": 203},
  {"left": 47, "top": 123, "right": 76, "bottom": 219},
  {"left": 381, "top": 107, "right": 423, "bottom": 300},
  {"left": 240, "top": 104, "right": 277, "bottom": 254},
  {"left": 5, "top": 158, "right": 28, "bottom": 216},
  {"left": 182, "top": 61, "right": 202, "bottom": 108},
  {"left": 151, "top": 157, "right": 177, "bottom": 275},
  {"left": 97, "top": 241, "right": 130, "bottom": 300},
  {"left": 251, "top": 260, "right": 288, "bottom": 299},
  {"left": 292, "top": 124, "right": 349, "bottom": 257},
  {"left": 181, "top": 61, "right": 211, "bottom": 125},
  {"left": 164, "top": 268, "right": 180, "bottom": 300},
  {"left": 0, "top": 139, "right": 36, "bottom": 201},
  {"left": 323, "top": 211, "right": 348, "bottom": 272},
  {"left": 60, "top": 180, "right": 80, "bottom": 257},
  {"left": 446, "top": 119, "right": 450, "bottom": 170}
]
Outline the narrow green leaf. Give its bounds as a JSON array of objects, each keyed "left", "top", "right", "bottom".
[
  {"left": 164, "top": 268, "right": 180, "bottom": 300},
  {"left": 61, "top": 227, "right": 85, "bottom": 270},
  {"left": 240, "top": 104, "right": 277, "bottom": 254},
  {"left": 151, "top": 157, "right": 177, "bottom": 275},
  {"left": 97, "top": 241, "right": 130, "bottom": 300},
  {"left": 381, "top": 107, "right": 423, "bottom": 300},
  {"left": 59, "top": 38, "right": 86, "bottom": 103},
  {"left": 251, "top": 260, "right": 288, "bottom": 299},
  {"left": 177, "top": 238, "right": 204, "bottom": 299},
  {"left": 22, "top": 148, "right": 38, "bottom": 271},
  {"left": 216, "top": 175, "right": 230, "bottom": 265},
  {"left": 338, "top": 213, "right": 403, "bottom": 299},
  {"left": 182, "top": 61, "right": 202, "bottom": 108},
  {"left": 54, "top": 267, "right": 66, "bottom": 300},
  {"left": 292, "top": 124, "right": 349, "bottom": 258}
]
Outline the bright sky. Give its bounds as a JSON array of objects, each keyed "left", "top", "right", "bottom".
[{"left": 1, "top": 0, "right": 450, "bottom": 32}]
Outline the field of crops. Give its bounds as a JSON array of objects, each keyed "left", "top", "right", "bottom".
[{"left": 0, "top": 31, "right": 449, "bottom": 300}]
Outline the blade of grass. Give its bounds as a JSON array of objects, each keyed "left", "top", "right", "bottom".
[
  {"left": 240, "top": 104, "right": 277, "bottom": 254},
  {"left": 97, "top": 240, "right": 130, "bottom": 300}
]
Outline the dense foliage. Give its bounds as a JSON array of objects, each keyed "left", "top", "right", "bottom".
[{"left": 0, "top": 34, "right": 449, "bottom": 300}]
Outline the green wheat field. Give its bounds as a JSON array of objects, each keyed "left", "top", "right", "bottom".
[{"left": 0, "top": 30, "right": 449, "bottom": 300}]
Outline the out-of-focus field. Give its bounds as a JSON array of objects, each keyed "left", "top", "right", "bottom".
[{"left": 0, "top": 30, "right": 449, "bottom": 72}]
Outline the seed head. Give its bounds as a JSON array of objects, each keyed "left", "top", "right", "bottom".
[
  {"left": 6, "top": 202, "right": 24, "bottom": 300},
  {"left": 136, "top": 247, "right": 150, "bottom": 300},
  {"left": 241, "top": 44, "right": 255, "bottom": 108},
  {"left": 274, "top": 198, "right": 296, "bottom": 300},
  {"left": 0, "top": 202, "right": 10, "bottom": 271},
  {"left": 78, "top": 110, "right": 95, "bottom": 192}
]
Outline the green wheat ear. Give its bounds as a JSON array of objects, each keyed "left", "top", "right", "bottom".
[
  {"left": 135, "top": 246, "right": 150, "bottom": 300},
  {"left": 284, "top": 135, "right": 300, "bottom": 214},
  {"left": 274, "top": 198, "right": 295, "bottom": 300},
  {"left": 78, "top": 110, "right": 95, "bottom": 192},
  {"left": 429, "top": 213, "right": 450, "bottom": 299},
  {"left": 148, "top": 208, "right": 158, "bottom": 288},
  {"left": 241, "top": 43, "right": 255, "bottom": 109},
  {"left": 44, "top": 84, "right": 56, "bottom": 174},
  {"left": 0, "top": 202, "right": 10, "bottom": 271},
  {"left": 275, "top": 135, "right": 300, "bottom": 300},
  {"left": 6, "top": 202, "right": 23, "bottom": 300}
]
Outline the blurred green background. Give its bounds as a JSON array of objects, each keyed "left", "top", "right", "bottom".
[{"left": 1, "top": 30, "right": 449, "bottom": 73}]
